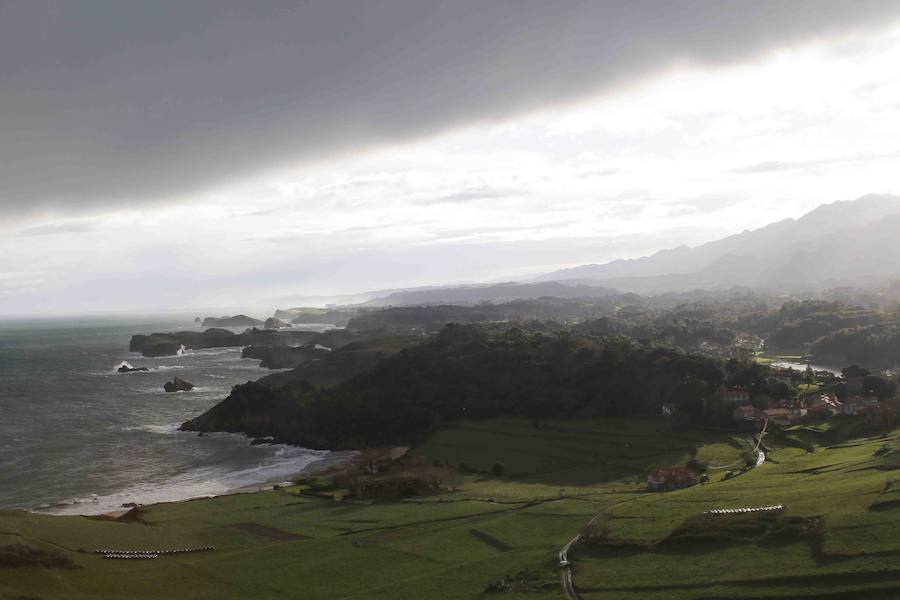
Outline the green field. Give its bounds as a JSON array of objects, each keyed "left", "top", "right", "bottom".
[{"left": 3, "top": 418, "right": 900, "bottom": 599}]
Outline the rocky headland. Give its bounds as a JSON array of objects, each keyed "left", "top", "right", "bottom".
[
  {"left": 240, "top": 345, "right": 329, "bottom": 369},
  {"left": 200, "top": 314, "right": 264, "bottom": 328},
  {"left": 129, "top": 328, "right": 319, "bottom": 357}
]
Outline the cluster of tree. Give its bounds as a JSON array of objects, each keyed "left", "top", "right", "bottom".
[
  {"left": 761, "top": 300, "right": 888, "bottom": 351},
  {"left": 832, "top": 365, "right": 899, "bottom": 400},
  {"left": 181, "top": 324, "right": 728, "bottom": 449},
  {"left": 266, "top": 293, "right": 898, "bottom": 371},
  {"left": 344, "top": 297, "right": 632, "bottom": 332},
  {"left": 812, "top": 325, "right": 900, "bottom": 370},
  {"left": 576, "top": 311, "right": 737, "bottom": 354}
]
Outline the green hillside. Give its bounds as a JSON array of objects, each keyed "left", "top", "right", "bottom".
[{"left": 2, "top": 418, "right": 900, "bottom": 599}]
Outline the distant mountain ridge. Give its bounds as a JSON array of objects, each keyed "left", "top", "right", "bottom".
[
  {"left": 536, "top": 195, "right": 900, "bottom": 294},
  {"left": 363, "top": 281, "right": 617, "bottom": 306}
]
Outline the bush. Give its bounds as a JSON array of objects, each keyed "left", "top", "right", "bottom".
[
  {"left": 687, "top": 458, "right": 708, "bottom": 473},
  {"left": 0, "top": 544, "right": 76, "bottom": 569},
  {"left": 580, "top": 520, "right": 612, "bottom": 545},
  {"left": 491, "top": 461, "right": 507, "bottom": 476}
]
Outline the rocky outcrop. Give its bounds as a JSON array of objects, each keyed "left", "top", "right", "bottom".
[
  {"left": 117, "top": 362, "right": 149, "bottom": 373},
  {"left": 264, "top": 317, "right": 290, "bottom": 329},
  {"left": 129, "top": 328, "right": 318, "bottom": 357},
  {"left": 241, "top": 345, "right": 328, "bottom": 369},
  {"left": 274, "top": 307, "right": 355, "bottom": 327},
  {"left": 201, "top": 314, "right": 264, "bottom": 328},
  {"left": 180, "top": 380, "right": 314, "bottom": 445},
  {"left": 164, "top": 377, "right": 194, "bottom": 392},
  {"left": 256, "top": 334, "right": 416, "bottom": 387}
]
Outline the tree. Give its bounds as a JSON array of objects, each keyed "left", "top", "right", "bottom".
[{"left": 843, "top": 365, "right": 870, "bottom": 378}]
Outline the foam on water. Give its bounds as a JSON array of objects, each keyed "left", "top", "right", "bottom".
[
  {"left": 0, "top": 315, "right": 336, "bottom": 514},
  {"left": 42, "top": 444, "right": 330, "bottom": 515}
]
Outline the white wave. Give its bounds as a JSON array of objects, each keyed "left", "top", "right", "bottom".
[
  {"left": 39, "top": 445, "right": 332, "bottom": 516},
  {"left": 108, "top": 360, "right": 151, "bottom": 374},
  {"left": 121, "top": 423, "right": 182, "bottom": 435},
  {"left": 182, "top": 348, "right": 240, "bottom": 357}
]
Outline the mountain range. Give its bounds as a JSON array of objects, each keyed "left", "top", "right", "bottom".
[
  {"left": 534, "top": 194, "right": 900, "bottom": 295},
  {"left": 275, "top": 195, "right": 900, "bottom": 309}
]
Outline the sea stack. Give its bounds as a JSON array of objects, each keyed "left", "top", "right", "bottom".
[
  {"left": 264, "top": 317, "right": 290, "bottom": 329},
  {"left": 164, "top": 377, "right": 194, "bottom": 392}
]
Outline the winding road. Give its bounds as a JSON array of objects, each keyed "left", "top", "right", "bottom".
[
  {"left": 559, "top": 534, "right": 582, "bottom": 600},
  {"left": 559, "top": 419, "right": 769, "bottom": 598}
]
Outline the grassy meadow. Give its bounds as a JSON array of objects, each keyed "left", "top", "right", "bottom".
[{"left": 3, "top": 417, "right": 900, "bottom": 599}]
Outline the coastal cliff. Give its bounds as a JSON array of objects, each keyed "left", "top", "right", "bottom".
[
  {"left": 241, "top": 345, "right": 328, "bottom": 369},
  {"left": 129, "top": 328, "right": 318, "bottom": 357},
  {"left": 200, "top": 315, "right": 264, "bottom": 327}
]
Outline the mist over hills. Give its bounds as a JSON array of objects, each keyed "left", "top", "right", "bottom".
[
  {"left": 362, "top": 281, "right": 617, "bottom": 307},
  {"left": 327, "top": 195, "right": 900, "bottom": 308},
  {"left": 534, "top": 195, "right": 900, "bottom": 295}
]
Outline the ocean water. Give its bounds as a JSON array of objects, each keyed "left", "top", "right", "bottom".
[{"left": 0, "top": 315, "right": 332, "bottom": 515}]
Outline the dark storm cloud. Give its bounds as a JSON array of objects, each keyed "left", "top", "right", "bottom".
[{"left": 2, "top": 0, "right": 899, "bottom": 219}]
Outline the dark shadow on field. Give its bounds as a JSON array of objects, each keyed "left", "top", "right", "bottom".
[
  {"left": 225, "top": 522, "right": 310, "bottom": 541},
  {"left": 422, "top": 419, "right": 713, "bottom": 487},
  {"left": 577, "top": 570, "right": 900, "bottom": 598},
  {"left": 467, "top": 528, "right": 512, "bottom": 552}
]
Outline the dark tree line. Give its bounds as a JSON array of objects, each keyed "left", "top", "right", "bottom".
[{"left": 182, "top": 324, "right": 727, "bottom": 449}]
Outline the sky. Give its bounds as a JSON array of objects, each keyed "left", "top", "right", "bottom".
[{"left": 2, "top": 1, "right": 900, "bottom": 316}]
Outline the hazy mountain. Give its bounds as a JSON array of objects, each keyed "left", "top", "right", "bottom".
[
  {"left": 363, "top": 281, "right": 617, "bottom": 306},
  {"left": 536, "top": 195, "right": 900, "bottom": 294}
]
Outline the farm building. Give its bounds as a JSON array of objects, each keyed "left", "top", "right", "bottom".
[
  {"left": 725, "top": 388, "right": 751, "bottom": 406},
  {"left": 805, "top": 393, "right": 842, "bottom": 417},
  {"left": 647, "top": 467, "right": 699, "bottom": 492}
]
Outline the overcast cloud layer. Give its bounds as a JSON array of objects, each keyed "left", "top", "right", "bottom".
[
  {"left": 3, "top": 0, "right": 900, "bottom": 219},
  {"left": 3, "top": 2, "right": 900, "bottom": 315}
]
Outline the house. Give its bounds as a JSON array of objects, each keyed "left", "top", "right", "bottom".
[
  {"left": 761, "top": 407, "right": 795, "bottom": 426},
  {"left": 773, "top": 398, "right": 792, "bottom": 409},
  {"left": 806, "top": 393, "right": 842, "bottom": 417},
  {"left": 842, "top": 396, "right": 880, "bottom": 416},
  {"left": 647, "top": 467, "right": 699, "bottom": 492},
  {"left": 733, "top": 405, "right": 758, "bottom": 422},
  {"left": 725, "top": 388, "right": 751, "bottom": 406}
]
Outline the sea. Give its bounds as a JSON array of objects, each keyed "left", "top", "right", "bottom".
[{"left": 0, "top": 315, "right": 337, "bottom": 515}]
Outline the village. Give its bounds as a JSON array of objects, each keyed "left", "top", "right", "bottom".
[
  {"left": 726, "top": 365, "right": 899, "bottom": 429},
  {"left": 649, "top": 362, "right": 900, "bottom": 492}
]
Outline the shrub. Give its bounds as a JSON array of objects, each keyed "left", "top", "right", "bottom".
[
  {"left": 491, "top": 461, "right": 507, "bottom": 476},
  {"left": 580, "top": 520, "right": 612, "bottom": 545},
  {"left": 0, "top": 544, "right": 76, "bottom": 570}
]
